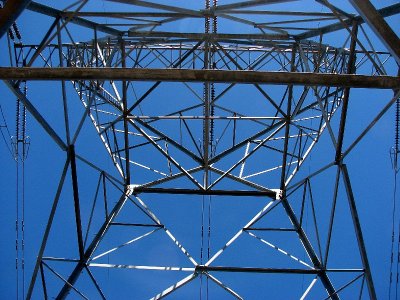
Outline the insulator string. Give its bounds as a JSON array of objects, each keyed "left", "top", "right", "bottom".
[{"left": 389, "top": 80, "right": 400, "bottom": 299}]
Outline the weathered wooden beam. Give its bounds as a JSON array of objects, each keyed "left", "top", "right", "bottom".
[
  {"left": 1, "top": 67, "right": 398, "bottom": 89},
  {"left": 0, "top": 0, "right": 31, "bottom": 38}
]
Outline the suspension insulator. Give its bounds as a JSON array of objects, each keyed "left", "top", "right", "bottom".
[
  {"left": 8, "top": 28, "right": 14, "bottom": 40},
  {"left": 13, "top": 23, "right": 21, "bottom": 40}
]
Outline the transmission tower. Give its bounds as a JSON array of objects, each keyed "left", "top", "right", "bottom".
[{"left": 0, "top": 0, "right": 399, "bottom": 299}]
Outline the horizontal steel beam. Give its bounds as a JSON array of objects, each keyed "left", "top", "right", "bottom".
[
  {"left": 196, "top": 265, "right": 320, "bottom": 274},
  {"left": 128, "top": 31, "right": 289, "bottom": 40},
  {"left": 132, "top": 187, "right": 276, "bottom": 198},
  {"left": 195, "top": 265, "right": 363, "bottom": 274},
  {"left": 0, "top": 67, "right": 398, "bottom": 89}
]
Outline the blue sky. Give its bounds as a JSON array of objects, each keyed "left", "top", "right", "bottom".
[{"left": 0, "top": 0, "right": 399, "bottom": 299}]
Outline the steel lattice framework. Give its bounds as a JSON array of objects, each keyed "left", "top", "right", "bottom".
[{"left": 0, "top": 0, "right": 399, "bottom": 299}]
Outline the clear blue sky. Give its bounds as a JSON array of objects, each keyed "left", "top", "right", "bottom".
[{"left": 0, "top": 0, "right": 399, "bottom": 299}]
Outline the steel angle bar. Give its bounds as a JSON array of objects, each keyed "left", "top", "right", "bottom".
[
  {"left": 42, "top": 262, "right": 89, "bottom": 300},
  {"left": 285, "top": 107, "right": 339, "bottom": 187},
  {"left": 312, "top": 87, "right": 337, "bottom": 148},
  {"left": 27, "top": 2, "right": 122, "bottom": 36},
  {"left": 207, "top": 123, "right": 286, "bottom": 190},
  {"left": 343, "top": 90, "right": 400, "bottom": 159},
  {"left": 279, "top": 197, "right": 339, "bottom": 299},
  {"left": 24, "top": 1, "right": 90, "bottom": 69},
  {"left": 145, "top": 104, "right": 204, "bottom": 124},
  {"left": 280, "top": 93, "right": 339, "bottom": 298},
  {"left": 41, "top": 257, "right": 80, "bottom": 263},
  {"left": 75, "top": 153, "right": 124, "bottom": 186},
  {"left": 205, "top": 199, "right": 279, "bottom": 266},
  {"left": 95, "top": 44, "right": 122, "bottom": 104},
  {"left": 129, "top": 120, "right": 204, "bottom": 189},
  {"left": 292, "top": 86, "right": 311, "bottom": 117},
  {"left": 129, "top": 195, "right": 198, "bottom": 266},
  {"left": 68, "top": 145, "right": 85, "bottom": 259},
  {"left": 356, "top": 25, "right": 389, "bottom": 76},
  {"left": 253, "top": 81, "right": 287, "bottom": 118},
  {"left": 209, "top": 118, "right": 286, "bottom": 165},
  {"left": 0, "top": 0, "right": 31, "bottom": 39},
  {"left": 25, "top": 17, "right": 60, "bottom": 69},
  {"left": 220, "top": 13, "right": 288, "bottom": 35},
  {"left": 209, "top": 166, "right": 275, "bottom": 193},
  {"left": 1, "top": 68, "right": 399, "bottom": 89},
  {"left": 315, "top": 0, "right": 354, "bottom": 19},
  {"left": 26, "top": 159, "right": 70, "bottom": 300},
  {"left": 341, "top": 164, "right": 376, "bottom": 299},
  {"left": 205, "top": 273, "right": 243, "bottom": 300},
  {"left": 107, "top": 0, "right": 201, "bottom": 17},
  {"left": 75, "top": 85, "right": 125, "bottom": 178},
  {"left": 349, "top": 0, "right": 400, "bottom": 64},
  {"left": 124, "top": 197, "right": 161, "bottom": 226},
  {"left": 258, "top": 16, "right": 337, "bottom": 26},
  {"left": 151, "top": 273, "right": 198, "bottom": 300},
  {"left": 297, "top": 3, "right": 400, "bottom": 40},
  {"left": 110, "top": 222, "right": 163, "bottom": 227},
  {"left": 56, "top": 191, "right": 131, "bottom": 298},
  {"left": 132, "top": 187, "right": 276, "bottom": 198},
  {"left": 213, "top": 0, "right": 298, "bottom": 11},
  {"left": 132, "top": 118, "right": 203, "bottom": 163},
  {"left": 126, "top": 41, "right": 204, "bottom": 114},
  {"left": 84, "top": 266, "right": 106, "bottom": 300},
  {"left": 242, "top": 160, "right": 298, "bottom": 180},
  {"left": 135, "top": 166, "right": 203, "bottom": 189},
  {"left": 219, "top": 10, "right": 335, "bottom": 17},
  {"left": 4, "top": 80, "right": 67, "bottom": 151},
  {"left": 66, "top": 11, "right": 189, "bottom": 18},
  {"left": 323, "top": 166, "right": 341, "bottom": 267},
  {"left": 90, "top": 228, "right": 160, "bottom": 261},
  {"left": 213, "top": 104, "right": 271, "bottom": 127},
  {"left": 128, "top": 31, "right": 289, "bottom": 41},
  {"left": 120, "top": 156, "right": 169, "bottom": 177},
  {"left": 300, "top": 277, "right": 318, "bottom": 299},
  {"left": 88, "top": 264, "right": 195, "bottom": 272},
  {"left": 244, "top": 227, "right": 295, "bottom": 232},
  {"left": 239, "top": 142, "right": 251, "bottom": 178},
  {"left": 246, "top": 231, "right": 313, "bottom": 269},
  {"left": 71, "top": 84, "right": 96, "bottom": 145},
  {"left": 84, "top": 173, "right": 103, "bottom": 248},
  {"left": 322, "top": 273, "right": 365, "bottom": 300},
  {"left": 317, "top": 0, "right": 385, "bottom": 76},
  {"left": 39, "top": 263, "right": 48, "bottom": 300},
  {"left": 197, "top": 265, "right": 320, "bottom": 274},
  {"left": 335, "top": 21, "right": 358, "bottom": 164},
  {"left": 163, "top": 227, "right": 198, "bottom": 266}
]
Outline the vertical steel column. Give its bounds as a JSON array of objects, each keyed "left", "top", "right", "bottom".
[
  {"left": 279, "top": 46, "right": 339, "bottom": 299},
  {"left": 335, "top": 21, "right": 358, "bottom": 163},
  {"left": 56, "top": 192, "right": 129, "bottom": 299},
  {"left": 57, "top": 21, "right": 71, "bottom": 146},
  {"left": 341, "top": 164, "right": 377, "bottom": 300},
  {"left": 26, "top": 159, "right": 70, "bottom": 300},
  {"left": 121, "top": 39, "right": 130, "bottom": 186},
  {"left": 68, "top": 145, "right": 85, "bottom": 259}
]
